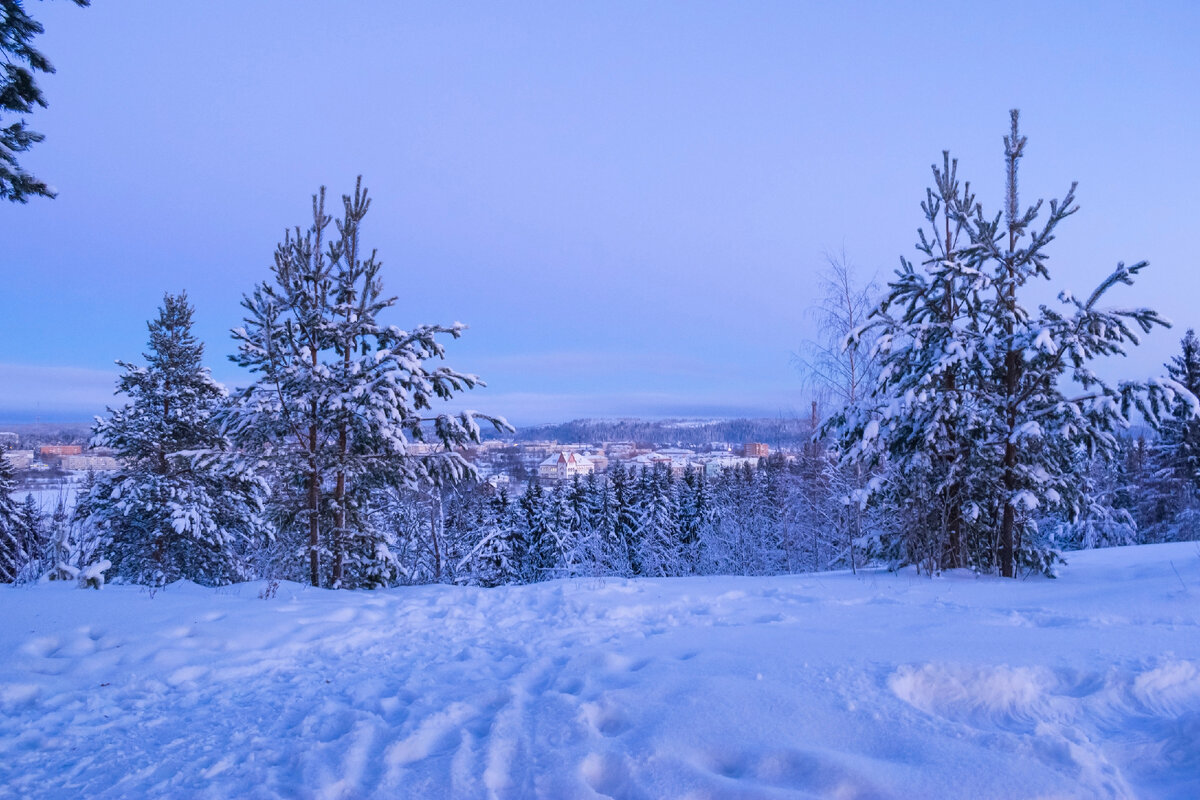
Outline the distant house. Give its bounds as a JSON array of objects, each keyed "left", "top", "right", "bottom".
[
  {"left": 703, "top": 455, "right": 760, "bottom": 477},
  {"left": 39, "top": 444, "right": 84, "bottom": 458},
  {"left": 744, "top": 442, "right": 769, "bottom": 458},
  {"left": 60, "top": 455, "right": 119, "bottom": 471},
  {"left": 538, "top": 451, "right": 594, "bottom": 481},
  {"left": 3, "top": 450, "right": 34, "bottom": 469}
]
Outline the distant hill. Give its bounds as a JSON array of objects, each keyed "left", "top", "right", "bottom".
[
  {"left": 500, "top": 417, "right": 817, "bottom": 449},
  {"left": 0, "top": 421, "right": 93, "bottom": 450}
]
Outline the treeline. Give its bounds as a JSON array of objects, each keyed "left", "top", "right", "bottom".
[
  {"left": 0, "top": 423, "right": 92, "bottom": 452},
  {"left": 371, "top": 455, "right": 852, "bottom": 587},
  {"left": 7, "top": 417, "right": 1199, "bottom": 587},
  {"left": 509, "top": 418, "right": 816, "bottom": 449}
]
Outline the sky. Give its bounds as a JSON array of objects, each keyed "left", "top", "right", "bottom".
[{"left": 1, "top": 1, "right": 1198, "bottom": 426}]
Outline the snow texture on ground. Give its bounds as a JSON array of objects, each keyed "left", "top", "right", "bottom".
[{"left": 2, "top": 542, "right": 1199, "bottom": 799}]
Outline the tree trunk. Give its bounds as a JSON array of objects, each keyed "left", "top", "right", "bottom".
[
  {"left": 430, "top": 492, "right": 443, "bottom": 582},
  {"left": 1000, "top": 339, "right": 1019, "bottom": 579},
  {"left": 1000, "top": 462, "right": 1016, "bottom": 578},
  {"left": 333, "top": 460, "right": 345, "bottom": 588},
  {"left": 308, "top": 425, "right": 320, "bottom": 587}
]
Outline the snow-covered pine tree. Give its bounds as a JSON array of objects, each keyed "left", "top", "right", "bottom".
[
  {"left": 963, "top": 112, "right": 1180, "bottom": 576},
  {"left": 834, "top": 111, "right": 1184, "bottom": 577},
  {"left": 1053, "top": 445, "right": 1138, "bottom": 550},
  {"left": 0, "top": 0, "right": 88, "bottom": 202},
  {"left": 0, "top": 449, "right": 21, "bottom": 581},
  {"left": 82, "top": 293, "right": 263, "bottom": 586},
  {"left": 226, "top": 178, "right": 509, "bottom": 588},
  {"left": 830, "top": 149, "right": 988, "bottom": 572}
]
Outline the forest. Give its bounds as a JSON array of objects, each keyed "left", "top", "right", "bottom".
[{"left": 3, "top": 113, "right": 1198, "bottom": 590}]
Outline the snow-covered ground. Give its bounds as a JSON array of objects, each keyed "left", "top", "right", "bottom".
[{"left": 2, "top": 544, "right": 1198, "bottom": 799}]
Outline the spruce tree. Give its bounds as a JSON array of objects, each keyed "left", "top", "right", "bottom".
[
  {"left": 82, "top": 293, "right": 262, "bottom": 585},
  {"left": 12, "top": 494, "right": 43, "bottom": 581},
  {"left": 606, "top": 463, "right": 637, "bottom": 574},
  {"left": 1160, "top": 329, "right": 1200, "bottom": 491},
  {"left": 0, "top": 449, "right": 21, "bottom": 581},
  {"left": 461, "top": 487, "right": 524, "bottom": 586},
  {"left": 519, "top": 480, "right": 554, "bottom": 580},
  {"left": 634, "top": 463, "right": 680, "bottom": 576}
]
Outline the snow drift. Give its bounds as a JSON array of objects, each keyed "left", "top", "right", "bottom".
[{"left": 2, "top": 542, "right": 1198, "bottom": 798}]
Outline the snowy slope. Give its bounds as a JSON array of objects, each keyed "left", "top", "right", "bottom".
[{"left": 2, "top": 544, "right": 1199, "bottom": 799}]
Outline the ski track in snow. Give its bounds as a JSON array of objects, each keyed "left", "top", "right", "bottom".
[{"left": 2, "top": 544, "right": 1199, "bottom": 799}]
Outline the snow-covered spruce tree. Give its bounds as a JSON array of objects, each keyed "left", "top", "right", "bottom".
[
  {"left": 44, "top": 495, "right": 78, "bottom": 580},
  {"left": 1157, "top": 329, "right": 1200, "bottom": 492},
  {"left": 11, "top": 494, "right": 44, "bottom": 582},
  {"left": 604, "top": 463, "right": 637, "bottom": 575},
  {"left": 701, "top": 463, "right": 761, "bottom": 575},
  {"left": 569, "top": 471, "right": 611, "bottom": 575},
  {"left": 519, "top": 480, "right": 562, "bottom": 580},
  {"left": 833, "top": 110, "right": 1185, "bottom": 577},
  {"left": 81, "top": 293, "right": 263, "bottom": 586},
  {"left": 457, "top": 487, "right": 526, "bottom": 587},
  {"left": 633, "top": 463, "right": 682, "bottom": 577},
  {"left": 0, "top": 449, "right": 21, "bottom": 581},
  {"left": 676, "top": 464, "right": 710, "bottom": 573},
  {"left": 226, "top": 178, "right": 509, "bottom": 588},
  {"left": 371, "top": 485, "right": 432, "bottom": 585}
]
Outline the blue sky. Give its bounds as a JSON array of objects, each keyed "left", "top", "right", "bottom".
[{"left": 2, "top": 1, "right": 1198, "bottom": 425}]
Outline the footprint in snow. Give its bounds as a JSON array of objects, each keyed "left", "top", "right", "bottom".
[
  {"left": 580, "top": 751, "right": 648, "bottom": 799},
  {"left": 578, "top": 699, "right": 632, "bottom": 737},
  {"left": 167, "top": 665, "right": 209, "bottom": 686},
  {"left": 20, "top": 636, "right": 61, "bottom": 658}
]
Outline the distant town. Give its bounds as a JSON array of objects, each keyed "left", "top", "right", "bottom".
[{"left": 1, "top": 416, "right": 817, "bottom": 493}]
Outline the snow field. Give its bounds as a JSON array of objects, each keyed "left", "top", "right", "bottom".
[{"left": 1, "top": 543, "right": 1199, "bottom": 799}]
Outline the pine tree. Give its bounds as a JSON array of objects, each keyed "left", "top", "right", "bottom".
[
  {"left": 0, "top": 0, "right": 89, "bottom": 201},
  {"left": 82, "top": 293, "right": 262, "bottom": 586},
  {"left": 226, "top": 178, "right": 508, "bottom": 587},
  {"left": 833, "top": 111, "right": 1182, "bottom": 577}
]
